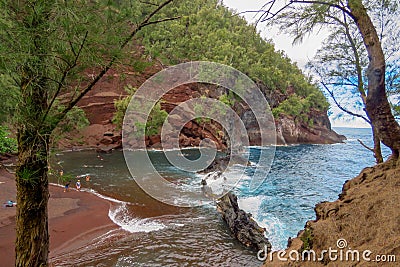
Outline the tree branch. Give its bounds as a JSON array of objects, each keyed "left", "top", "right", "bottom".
[
  {"left": 257, "top": 0, "right": 355, "bottom": 24},
  {"left": 54, "top": 0, "right": 177, "bottom": 128},
  {"left": 258, "top": 2, "right": 292, "bottom": 24},
  {"left": 43, "top": 31, "right": 89, "bottom": 124},
  {"left": 141, "top": 16, "right": 181, "bottom": 27},
  {"left": 290, "top": 0, "right": 354, "bottom": 20},
  {"left": 357, "top": 139, "right": 374, "bottom": 152},
  {"left": 338, "top": 10, "right": 367, "bottom": 103},
  {"left": 320, "top": 80, "right": 371, "bottom": 124}
]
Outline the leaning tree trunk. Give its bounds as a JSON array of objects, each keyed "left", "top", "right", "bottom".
[
  {"left": 372, "top": 126, "right": 383, "bottom": 164},
  {"left": 15, "top": 132, "right": 50, "bottom": 267},
  {"left": 349, "top": 0, "right": 400, "bottom": 160}
]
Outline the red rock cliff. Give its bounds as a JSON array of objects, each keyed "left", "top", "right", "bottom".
[{"left": 58, "top": 65, "right": 345, "bottom": 151}]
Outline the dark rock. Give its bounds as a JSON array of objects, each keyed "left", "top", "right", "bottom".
[
  {"left": 111, "top": 134, "right": 122, "bottom": 143},
  {"left": 201, "top": 154, "right": 250, "bottom": 174},
  {"left": 103, "top": 131, "right": 114, "bottom": 136},
  {"left": 99, "top": 137, "right": 113, "bottom": 145},
  {"left": 275, "top": 114, "right": 346, "bottom": 145},
  {"left": 217, "top": 192, "right": 272, "bottom": 253},
  {"left": 149, "top": 135, "right": 161, "bottom": 146},
  {"left": 167, "top": 114, "right": 183, "bottom": 127},
  {"left": 95, "top": 146, "right": 113, "bottom": 153}
]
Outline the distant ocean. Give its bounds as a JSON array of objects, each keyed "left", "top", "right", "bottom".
[{"left": 50, "top": 127, "right": 386, "bottom": 266}]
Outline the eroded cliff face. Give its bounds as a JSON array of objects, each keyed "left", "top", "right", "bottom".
[
  {"left": 58, "top": 66, "right": 345, "bottom": 151},
  {"left": 275, "top": 113, "right": 345, "bottom": 145}
]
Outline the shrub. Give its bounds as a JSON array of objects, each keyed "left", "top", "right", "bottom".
[{"left": 0, "top": 126, "right": 17, "bottom": 153}]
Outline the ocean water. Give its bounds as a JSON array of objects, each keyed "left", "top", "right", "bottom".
[{"left": 49, "top": 127, "right": 388, "bottom": 266}]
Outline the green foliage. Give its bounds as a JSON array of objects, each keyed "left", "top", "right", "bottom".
[
  {"left": 272, "top": 93, "right": 327, "bottom": 122},
  {"left": 273, "top": 94, "right": 305, "bottom": 118},
  {"left": 193, "top": 100, "right": 211, "bottom": 124},
  {"left": 113, "top": 85, "right": 167, "bottom": 136},
  {"left": 57, "top": 106, "right": 89, "bottom": 133},
  {"left": 392, "top": 102, "right": 400, "bottom": 119},
  {"left": 0, "top": 126, "right": 17, "bottom": 153},
  {"left": 0, "top": 1, "right": 178, "bottom": 265},
  {"left": 17, "top": 167, "right": 39, "bottom": 185},
  {"left": 218, "top": 92, "right": 236, "bottom": 107},
  {"left": 0, "top": 0, "right": 152, "bottom": 132},
  {"left": 57, "top": 173, "right": 73, "bottom": 184},
  {"left": 281, "top": 0, "right": 400, "bottom": 121},
  {"left": 138, "top": 0, "right": 328, "bottom": 113},
  {"left": 133, "top": 103, "right": 168, "bottom": 137},
  {"left": 0, "top": 74, "right": 20, "bottom": 123},
  {"left": 113, "top": 85, "right": 137, "bottom": 129},
  {"left": 144, "top": 102, "right": 168, "bottom": 136},
  {"left": 300, "top": 228, "right": 313, "bottom": 252}
]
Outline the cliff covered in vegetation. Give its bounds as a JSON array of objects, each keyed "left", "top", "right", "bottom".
[{"left": 58, "top": 0, "right": 344, "bottom": 150}]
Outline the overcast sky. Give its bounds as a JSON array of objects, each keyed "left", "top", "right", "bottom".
[
  {"left": 222, "top": 0, "right": 370, "bottom": 128},
  {"left": 222, "top": 0, "right": 328, "bottom": 68}
]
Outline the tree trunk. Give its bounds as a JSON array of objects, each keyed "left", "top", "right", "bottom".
[
  {"left": 12, "top": 1, "right": 53, "bottom": 265},
  {"left": 372, "top": 126, "right": 383, "bottom": 164},
  {"left": 15, "top": 133, "right": 50, "bottom": 267},
  {"left": 348, "top": 0, "right": 400, "bottom": 160}
]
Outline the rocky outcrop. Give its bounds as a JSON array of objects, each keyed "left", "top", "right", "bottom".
[
  {"left": 263, "top": 162, "right": 400, "bottom": 266},
  {"left": 157, "top": 83, "right": 345, "bottom": 148},
  {"left": 275, "top": 113, "right": 345, "bottom": 145},
  {"left": 58, "top": 65, "right": 345, "bottom": 150},
  {"left": 200, "top": 154, "right": 250, "bottom": 174},
  {"left": 217, "top": 192, "right": 272, "bottom": 253}
]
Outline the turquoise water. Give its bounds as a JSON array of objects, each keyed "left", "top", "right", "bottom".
[{"left": 49, "top": 127, "right": 386, "bottom": 266}]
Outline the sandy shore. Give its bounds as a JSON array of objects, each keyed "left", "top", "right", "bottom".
[{"left": 0, "top": 167, "right": 118, "bottom": 267}]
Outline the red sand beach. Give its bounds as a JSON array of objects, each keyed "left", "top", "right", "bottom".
[{"left": 0, "top": 167, "right": 118, "bottom": 267}]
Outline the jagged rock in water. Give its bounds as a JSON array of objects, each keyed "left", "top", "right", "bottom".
[
  {"left": 216, "top": 192, "right": 271, "bottom": 253},
  {"left": 201, "top": 154, "right": 250, "bottom": 174}
]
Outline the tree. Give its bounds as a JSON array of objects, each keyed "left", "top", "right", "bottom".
[
  {"left": 258, "top": 0, "right": 400, "bottom": 162},
  {"left": 306, "top": 0, "right": 400, "bottom": 163},
  {"left": 0, "top": 1, "right": 176, "bottom": 266}
]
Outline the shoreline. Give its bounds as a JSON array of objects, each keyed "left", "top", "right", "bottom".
[{"left": 0, "top": 167, "right": 118, "bottom": 267}]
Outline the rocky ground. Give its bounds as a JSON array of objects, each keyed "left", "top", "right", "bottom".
[{"left": 263, "top": 161, "right": 400, "bottom": 266}]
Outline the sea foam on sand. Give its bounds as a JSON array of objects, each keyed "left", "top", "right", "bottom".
[{"left": 108, "top": 203, "right": 166, "bottom": 233}]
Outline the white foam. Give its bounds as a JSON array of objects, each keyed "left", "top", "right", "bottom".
[
  {"left": 82, "top": 165, "right": 104, "bottom": 168},
  {"left": 76, "top": 173, "right": 91, "bottom": 178},
  {"left": 258, "top": 215, "right": 288, "bottom": 251},
  {"left": 87, "top": 189, "right": 128, "bottom": 204},
  {"left": 237, "top": 195, "right": 264, "bottom": 218},
  {"left": 50, "top": 182, "right": 65, "bottom": 189},
  {"left": 108, "top": 203, "right": 165, "bottom": 233},
  {"left": 238, "top": 195, "right": 288, "bottom": 250},
  {"left": 49, "top": 182, "right": 128, "bottom": 204}
]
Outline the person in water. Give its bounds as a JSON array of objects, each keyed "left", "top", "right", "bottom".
[
  {"left": 76, "top": 180, "right": 81, "bottom": 191},
  {"left": 64, "top": 180, "right": 71, "bottom": 192}
]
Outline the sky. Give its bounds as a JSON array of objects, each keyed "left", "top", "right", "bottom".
[{"left": 222, "top": 0, "right": 370, "bottom": 128}]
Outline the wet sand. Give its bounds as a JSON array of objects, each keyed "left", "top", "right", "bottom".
[{"left": 0, "top": 168, "right": 118, "bottom": 267}]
